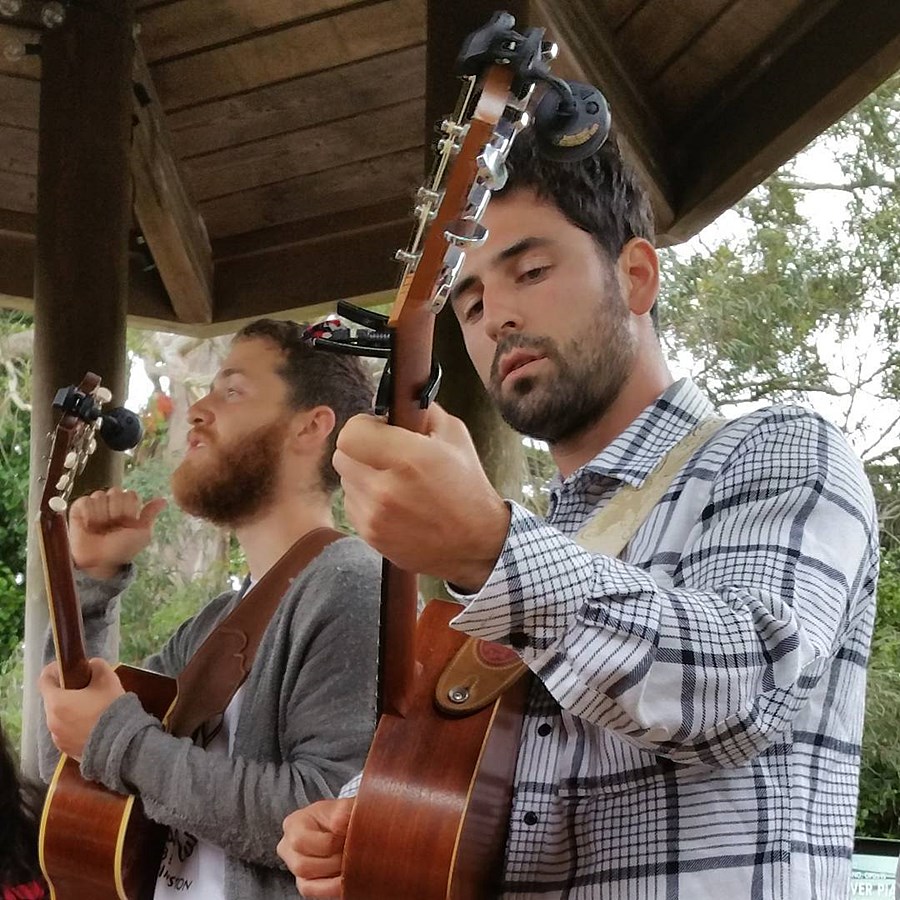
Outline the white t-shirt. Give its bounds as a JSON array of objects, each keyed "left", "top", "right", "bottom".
[{"left": 154, "top": 686, "right": 245, "bottom": 898}]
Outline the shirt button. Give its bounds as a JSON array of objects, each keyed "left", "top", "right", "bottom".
[
  {"left": 524, "top": 812, "right": 539, "bottom": 826},
  {"left": 537, "top": 723, "right": 552, "bottom": 737}
]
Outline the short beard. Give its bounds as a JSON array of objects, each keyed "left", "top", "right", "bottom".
[
  {"left": 488, "top": 286, "right": 636, "bottom": 445},
  {"left": 171, "top": 418, "right": 289, "bottom": 528}
]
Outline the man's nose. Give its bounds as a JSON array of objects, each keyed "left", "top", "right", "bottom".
[
  {"left": 483, "top": 292, "right": 524, "bottom": 343},
  {"left": 187, "top": 396, "right": 213, "bottom": 426}
]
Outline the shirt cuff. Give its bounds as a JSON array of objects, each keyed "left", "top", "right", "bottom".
[
  {"left": 80, "top": 690, "right": 160, "bottom": 794},
  {"left": 449, "top": 501, "right": 653, "bottom": 658}
]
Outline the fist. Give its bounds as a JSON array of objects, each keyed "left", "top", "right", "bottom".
[{"left": 69, "top": 488, "right": 167, "bottom": 580}]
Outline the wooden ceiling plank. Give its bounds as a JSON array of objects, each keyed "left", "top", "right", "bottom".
[
  {"left": 603, "top": 0, "right": 647, "bottom": 31},
  {"left": 651, "top": 0, "right": 810, "bottom": 122},
  {"left": 168, "top": 44, "right": 425, "bottom": 160},
  {"left": 199, "top": 145, "right": 423, "bottom": 237},
  {"left": 151, "top": 0, "right": 425, "bottom": 111},
  {"left": 0, "top": 125, "right": 37, "bottom": 177},
  {"left": 668, "top": 0, "right": 900, "bottom": 242},
  {"left": 138, "top": 0, "right": 364, "bottom": 63},
  {"left": 535, "top": 0, "right": 676, "bottom": 233},
  {"left": 0, "top": 74, "right": 39, "bottom": 129},
  {"left": 214, "top": 216, "right": 409, "bottom": 322},
  {"left": 186, "top": 97, "right": 424, "bottom": 202},
  {"left": 212, "top": 196, "right": 412, "bottom": 261},
  {"left": 615, "top": 0, "right": 735, "bottom": 86},
  {"left": 132, "top": 43, "right": 214, "bottom": 324}
]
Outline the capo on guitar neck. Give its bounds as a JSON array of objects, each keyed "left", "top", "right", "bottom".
[{"left": 303, "top": 300, "right": 442, "bottom": 416}]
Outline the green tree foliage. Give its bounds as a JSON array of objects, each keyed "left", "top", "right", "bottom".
[
  {"left": 859, "top": 546, "right": 900, "bottom": 838},
  {"left": 0, "top": 312, "right": 31, "bottom": 667}
]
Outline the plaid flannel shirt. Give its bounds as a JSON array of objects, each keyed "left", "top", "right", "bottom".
[{"left": 450, "top": 378, "right": 878, "bottom": 899}]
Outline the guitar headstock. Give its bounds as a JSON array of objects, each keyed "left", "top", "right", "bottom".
[
  {"left": 388, "top": 52, "right": 537, "bottom": 329},
  {"left": 41, "top": 373, "right": 113, "bottom": 518}
]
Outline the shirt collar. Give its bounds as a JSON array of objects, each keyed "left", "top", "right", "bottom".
[{"left": 556, "top": 378, "right": 716, "bottom": 491}]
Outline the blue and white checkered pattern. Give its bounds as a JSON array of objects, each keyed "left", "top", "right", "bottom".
[{"left": 451, "top": 378, "right": 879, "bottom": 899}]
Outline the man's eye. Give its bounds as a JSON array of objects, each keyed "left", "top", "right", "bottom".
[
  {"left": 520, "top": 266, "right": 548, "bottom": 282},
  {"left": 463, "top": 299, "right": 483, "bottom": 322}
]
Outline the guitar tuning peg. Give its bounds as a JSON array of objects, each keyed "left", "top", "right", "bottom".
[
  {"left": 476, "top": 144, "right": 508, "bottom": 190},
  {"left": 443, "top": 218, "right": 488, "bottom": 247},
  {"left": 48, "top": 496, "right": 67, "bottom": 514},
  {"left": 464, "top": 183, "right": 490, "bottom": 220},
  {"left": 95, "top": 386, "right": 112, "bottom": 404}
]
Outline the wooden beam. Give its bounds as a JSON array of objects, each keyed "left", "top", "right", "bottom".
[
  {"left": 533, "top": 0, "right": 676, "bottom": 235},
  {"left": 23, "top": 0, "right": 137, "bottom": 776},
  {"left": 213, "top": 212, "right": 410, "bottom": 322},
  {"left": 132, "top": 43, "right": 214, "bottom": 324},
  {"left": 667, "top": 0, "right": 900, "bottom": 242},
  {"left": 212, "top": 196, "right": 412, "bottom": 260}
]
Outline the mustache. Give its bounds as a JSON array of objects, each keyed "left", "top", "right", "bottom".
[{"left": 489, "top": 334, "right": 559, "bottom": 384}]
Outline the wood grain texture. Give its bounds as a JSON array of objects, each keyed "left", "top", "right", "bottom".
[
  {"left": 40, "top": 665, "right": 178, "bottom": 900},
  {"left": 342, "top": 601, "right": 528, "bottom": 900},
  {"left": 150, "top": 0, "right": 425, "bottom": 111}
]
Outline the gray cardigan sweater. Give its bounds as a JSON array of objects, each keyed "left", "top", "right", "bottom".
[{"left": 39, "top": 535, "right": 381, "bottom": 900}]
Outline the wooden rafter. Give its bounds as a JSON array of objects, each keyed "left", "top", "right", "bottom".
[
  {"left": 131, "top": 43, "right": 214, "bottom": 325},
  {"left": 533, "top": 0, "right": 677, "bottom": 237}
]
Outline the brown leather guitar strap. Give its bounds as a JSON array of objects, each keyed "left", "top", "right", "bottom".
[
  {"left": 436, "top": 417, "right": 726, "bottom": 716},
  {"left": 165, "top": 527, "right": 343, "bottom": 738}
]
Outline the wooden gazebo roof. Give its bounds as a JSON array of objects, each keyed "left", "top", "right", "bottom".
[{"left": 1, "top": 0, "right": 899, "bottom": 334}]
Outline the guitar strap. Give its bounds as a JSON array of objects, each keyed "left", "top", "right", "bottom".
[
  {"left": 164, "top": 526, "right": 343, "bottom": 738},
  {"left": 435, "top": 417, "right": 726, "bottom": 715}
]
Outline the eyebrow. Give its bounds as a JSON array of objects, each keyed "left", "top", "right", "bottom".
[
  {"left": 450, "top": 236, "right": 553, "bottom": 306},
  {"left": 209, "top": 366, "right": 246, "bottom": 390}
]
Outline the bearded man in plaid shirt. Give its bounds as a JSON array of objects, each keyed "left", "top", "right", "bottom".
[{"left": 278, "top": 126, "right": 879, "bottom": 900}]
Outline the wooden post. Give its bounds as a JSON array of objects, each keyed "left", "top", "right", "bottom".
[{"left": 21, "top": 0, "right": 135, "bottom": 775}]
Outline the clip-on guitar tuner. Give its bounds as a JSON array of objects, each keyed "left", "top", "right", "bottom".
[{"left": 303, "top": 300, "right": 442, "bottom": 417}]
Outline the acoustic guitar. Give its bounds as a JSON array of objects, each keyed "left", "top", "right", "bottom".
[
  {"left": 309, "top": 14, "right": 566, "bottom": 899},
  {"left": 38, "top": 373, "right": 177, "bottom": 900}
]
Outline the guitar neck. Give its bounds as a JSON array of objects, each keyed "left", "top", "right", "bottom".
[
  {"left": 39, "top": 511, "right": 91, "bottom": 689},
  {"left": 366, "top": 66, "right": 514, "bottom": 721},
  {"left": 377, "top": 317, "right": 437, "bottom": 719}
]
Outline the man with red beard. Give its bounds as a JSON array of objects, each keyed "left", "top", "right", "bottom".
[
  {"left": 278, "top": 129, "right": 879, "bottom": 899},
  {"left": 38, "top": 319, "right": 381, "bottom": 900}
]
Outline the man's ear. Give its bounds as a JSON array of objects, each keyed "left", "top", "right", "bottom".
[
  {"left": 615, "top": 237, "right": 659, "bottom": 317},
  {"left": 288, "top": 405, "right": 336, "bottom": 452}
]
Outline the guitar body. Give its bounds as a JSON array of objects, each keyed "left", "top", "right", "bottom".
[
  {"left": 39, "top": 663, "right": 178, "bottom": 900},
  {"left": 342, "top": 600, "right": 529, "bottom": 900}
]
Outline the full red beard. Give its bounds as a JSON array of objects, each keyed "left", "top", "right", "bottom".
[{"left": 171, "top": 417, "right": 290, "bottom": 528}]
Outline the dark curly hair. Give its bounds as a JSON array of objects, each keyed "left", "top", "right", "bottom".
[
  {"left": 0, "top": 725, "right": 46, "bottom": 889},
  {"left": 234, "top": 318, "right": 374, "bottom": 493},
  {"left": 498, "top": 125, "right": 658, "bottom": 324}
]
